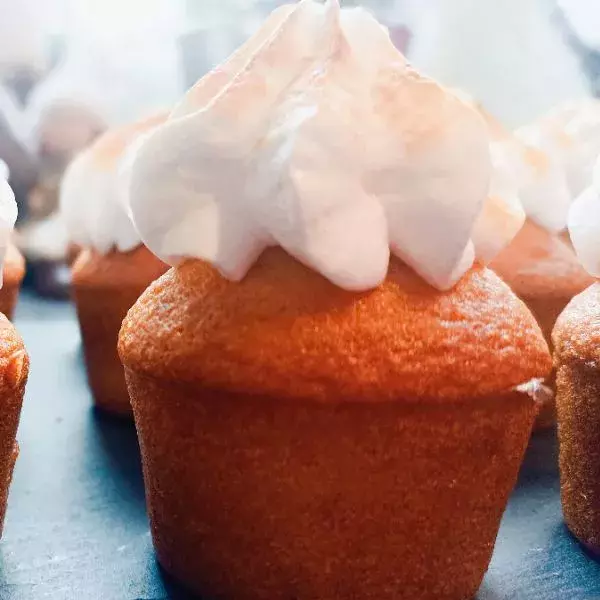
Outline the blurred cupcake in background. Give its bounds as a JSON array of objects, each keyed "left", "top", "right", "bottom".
[
  {"left": 0, "top": 161, "right": 25, "bottom": 319},
  {"left": 489, "top": 105, "right": 594, "bottom": 347},
  {"left": 0, "top": 172, "right": 29, "bottom": 535},
  {"left": 484, "top": 103, "right": 597, "bottom": 427},
  {"left": 517, "top": 99, "right": 600, "bottom": 208},
  {"left": 61, "top": 113, "right": 168, "bottom": 417},
  {"left": 553, "top": 154, "right": 600, "bottom": 554},
  {"left": 19, "top": 21, "right": 183, "bottom": 297}
]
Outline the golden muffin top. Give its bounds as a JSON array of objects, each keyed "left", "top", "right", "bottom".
[
  {"left": 0, "top": 316, "right": 28, "bottom": 399},
  {"left": 3, "top": 243, "right": 25, "bottom": 288},
  {"left": 553, "top": 282, "right": 600, "bottom": 367},
  {"left": 119, "top": 249, "right": 551, "bottom": 403},
  {"left": 491, "top": 220, "right": 593, "bottom": 301},
  {"left": 71, "top": 245, "right": 167, "bottom": 290}
]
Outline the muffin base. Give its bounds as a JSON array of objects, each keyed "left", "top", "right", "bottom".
[
  {"left": 0, "top": 281, "right": 21, "bottom": 321},
  {"left": 0, "top": 243, "right": 26, "bottom": 320},
  {"left": 0, "top": 329, "right": 29, "bottom": 536},
  {"left": 556, "top": 361, "right": 600, "bottom": 549},
  {"left": 0, "top": 442, "right": 19, "bottom": 536},
  {"left": 126, "top": 369, "right": 537, "bottom": 600},
  {"left": 72, "top": 247, "right": 166, "bottom": 416}
]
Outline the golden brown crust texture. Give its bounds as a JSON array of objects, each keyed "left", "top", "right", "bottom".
[
  {"left": 127, "top": 370, "right": 536, "bottom": 600},
  {"left": 491, "top": 220, "right": 593, "bottom": 343},
  {"left": 553, "top": 283, "right": 600, "bottom": 367},
  {"left": 0, "top": 316, "right": 29, "bottom": 535},
  {"left": 556, "top": 361, "right": 600, "bottom": 550},
  {"left": 72, "top": 245, "right": 167, "bottom": 415},
  {"left": 0, "top": 244, "right": 26, "bottom": 320},
  {"left": 120, "top": 249, "right": 551, "bottom": 403}
]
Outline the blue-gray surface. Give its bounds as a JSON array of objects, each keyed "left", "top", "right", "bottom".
[{"left": 0, "top": 293, "right": 599, "bottom": 600}]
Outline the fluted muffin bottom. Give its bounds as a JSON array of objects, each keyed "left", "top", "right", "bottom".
[
  {"left": 0, "top": 243, "right": 26, "bottom": 320},
  {"left": 127, "top": 370, "right": 537, "bottom": 600},
  {"left": 556, "top": 362, "right": 600, "bottom": 550},
  {"left": 72, "top": 246, "right": 167, "bottom": 416}
]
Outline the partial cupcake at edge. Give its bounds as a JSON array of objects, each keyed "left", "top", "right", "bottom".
[
  {"left": 60, "top": 113, "right": 168, "bottom": 417},
  {"left": 553, "top": 155, "right": 600, "bottom": 555},
  {"left": 0, "top": 161, "right": 26, "bottom": 320},
  {"left": 118, "top": 3, "right": 552, "bottom": 599},
  {"left": 0, "top": 172, "right": 29, "bottom": 535},
  {"left": 480, "top": 101, "right": 600, "bottom": 427}
]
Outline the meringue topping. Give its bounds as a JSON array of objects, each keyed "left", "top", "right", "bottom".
[
  {"left": 0, "top": 172, "right": 18, "bottom": 286},
  {"left": 60, "top": 112, "right": 167, "bottom": 254},
  {"left": 516, "top": 100, "right": 600, "bottom": 232},
  {"left": 569, "top": 155, "right": 600, "bottom": 278},
  {"left": 125, "top": 0, "right": 521, "bottom": 291}
]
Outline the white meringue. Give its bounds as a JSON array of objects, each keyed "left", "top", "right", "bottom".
[
  {"left": 60, "top": 113, "right": 166, "bottom": 254},
  {"left": 126, "top": 0, "right": 520, "bottom": 291},
  {"left": 516, "top": 100, "right": 600, "bottom": 232},
  {"left": 0, "top": 174, "right": 18, "bottom": 286},
  {"left": 569, "top": 155, "right": 600, "bottom": 278}
]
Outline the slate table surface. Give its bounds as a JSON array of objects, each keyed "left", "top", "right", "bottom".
[{"left": 0, "top": 293, "right": 598, "bottom": 600}]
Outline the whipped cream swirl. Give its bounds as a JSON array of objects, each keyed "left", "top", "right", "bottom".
[
  {"left": 569, "top": 155, "right": 600, "bottom": 278},
  {"left": 0, "top": 165, "right": 18, "bottom": 285},
  {"left": 127, "top": 0, "right": 521, "bottom": 291},
  {"left": 516, "top": 100, "right": 600, "bottom": 233},
  {"left": 60, "top": 113, "right": 166, "bottom": 254}
]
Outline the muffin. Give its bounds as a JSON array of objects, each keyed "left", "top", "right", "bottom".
[
  {"left": 486, "top": 106, "right": 597, "bottom": 427},
  {"left": 119, "top": 4, "right": 552, "bottom": 599},
  {"left": 0, "top": 163, "right": 25, "bottom": 319},
  {"left": 60, "top": 113, "right": 168, "bottom": 416},
  {"left": 481, "top": 103, "right": 595, "bottom": 343},
  {"left": 553, "top": 156, "right": 600, "bottom": 553},
  {"left": 492, "top": 220, "right": 593, "bottom": 346},
  {"left": 0, "top": 177, "right": 29, "bottom": 535},
  {"left": 0, "top": 243, "right": 25, "bottom": 319}
]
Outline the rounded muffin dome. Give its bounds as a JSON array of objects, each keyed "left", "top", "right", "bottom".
[
  {"left": 553, "top": 283, "right": 600, "bottom": 367},
  {"left": 119, "top": 249, "right": 551, "bottom": 403},
  {"left": 491, "top": 220, "right": 593, "bottom": 303}
]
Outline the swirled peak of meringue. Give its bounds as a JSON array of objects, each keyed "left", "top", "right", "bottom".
[
  {"left": 569, "top": 155, "right": 600, "bottom": 278},
  {"left": 469, "top": 100, "right": 570, "bottom": 235},
  {"left": 125, "top": 0, "right": 512, "bottom": 291},
  {"left": 0, "top": 173, "right": 18, "bottom": 286},
  {"left": 516, "top": 99, "right": 600, "bottom": 232},
  {"left": 60, "top": 111, "right": 167, "bottom": 254},
  {"left": 452, "top": 98, "right": 525, "bottom": 262}
]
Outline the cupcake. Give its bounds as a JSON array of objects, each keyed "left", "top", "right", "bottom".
[
  {"left": 0, "top": 242, "right": 25, "bottom": 319},
  {"left": 482, "top": 104, "right": 594, "bottom": 343},
  {"left": 119, "top": 3, "right": 551, "bottom": 598},
  {"left": 0, "top": 159, "right": 25, "bottom": 319},
  {"left": 553, "top": 156, "right": 600, "bottom": 553},
  {"left": 0, "top": 176, "right": 29, "bottom": 535},
  {"left": 61, "top": 114, "right": 168, "bottom": 416},
  {"left": 484, "top": 105, "right": 595, "bottom": 427},
  {"left": 0, "top": 161, "right": 25, "bottom": 319}
]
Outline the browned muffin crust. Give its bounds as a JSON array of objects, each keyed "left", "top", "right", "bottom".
[
  {"left": 0, "top": 243, "right": 26, "bottom": 319},
  {"left": 553, "top": 283, "right": 600, "bottom": 365},
  {"left": 120, "top": 249, "right": 551, "bottom": 403},
  {"left": 555, "top": 360, "right": 600, "bottom": 552},
  {"left": 127, "top": 371, "right": 536, "bottom": 600},
  {"left": 72, "top": 245, "right": 167, "bottom": 415},
  {"left": 553, "top": 283, "right": 600, "bottom": 551},
  {"left": 0, "top": 315, "right": 29, "bottom": 535},
  {"left": 492, "top": 220, "right": 593, "bottom": 345},
  {"left": 120, "top": 249, "right": 550, "bottom": 599}
]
